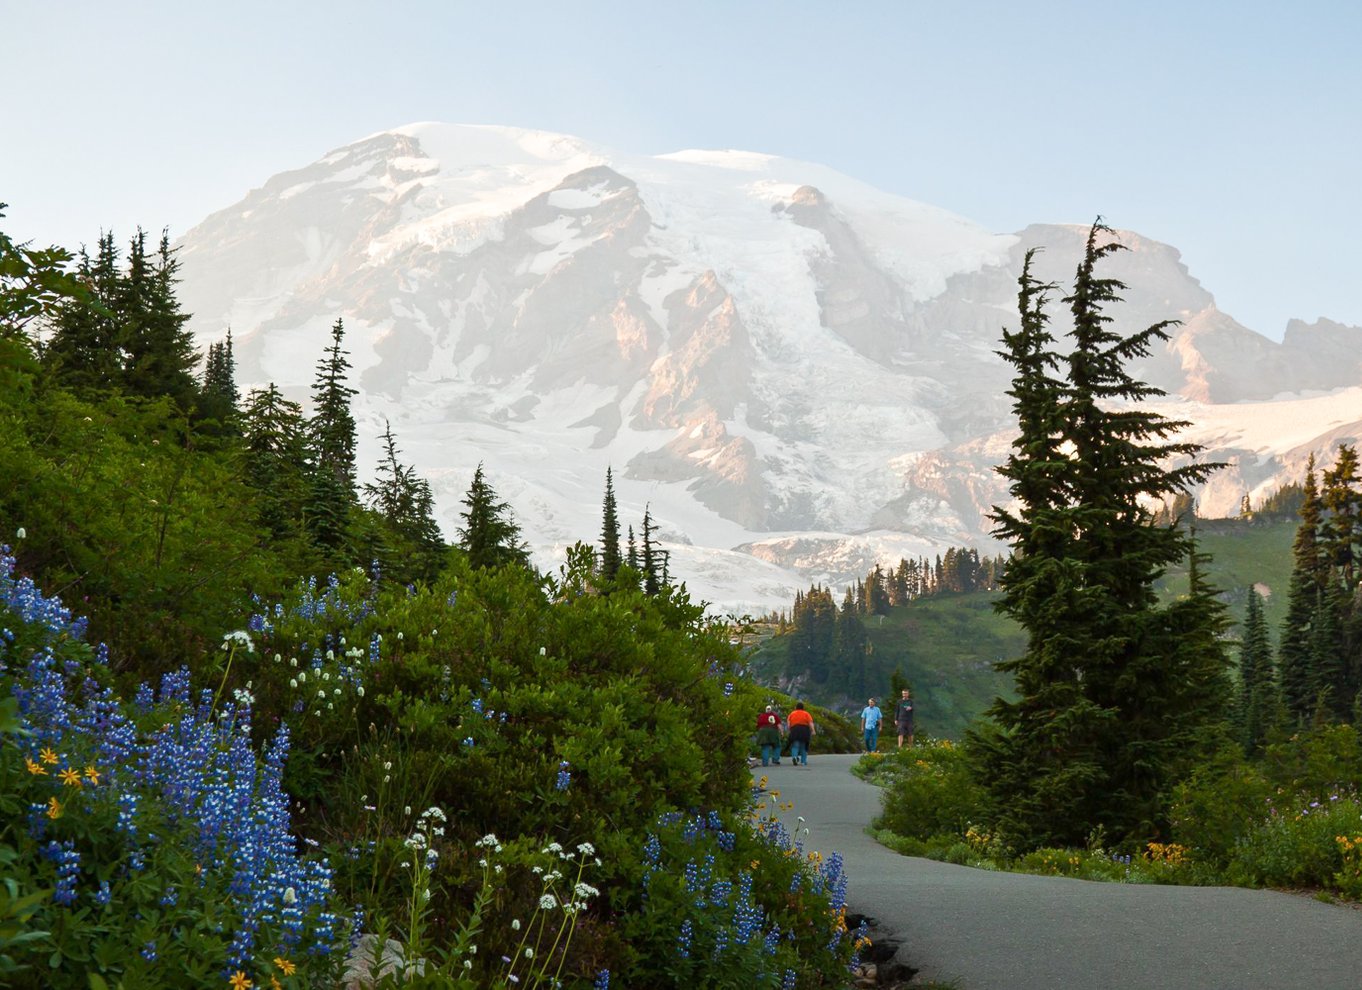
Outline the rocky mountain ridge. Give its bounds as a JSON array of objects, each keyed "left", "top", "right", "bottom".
[{"left": 175, "top": 123, "right": 1362, "bottom": 613}]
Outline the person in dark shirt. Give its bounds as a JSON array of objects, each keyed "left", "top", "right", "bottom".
[{"left": 896, "top": 688, "right": 915, "bottom": 748}]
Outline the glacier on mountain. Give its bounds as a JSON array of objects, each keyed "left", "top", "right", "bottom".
[{"left": 175, "top": 124, "right": 1362, "bottom": 615}]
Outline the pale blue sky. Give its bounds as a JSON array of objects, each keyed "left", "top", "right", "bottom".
[{"left": 3, "top": 0, "right": 1358, "bottom": 338}]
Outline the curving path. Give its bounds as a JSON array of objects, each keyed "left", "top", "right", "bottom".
[{"left": 751, "top": 753, "right": 1362, "bottom": 989}]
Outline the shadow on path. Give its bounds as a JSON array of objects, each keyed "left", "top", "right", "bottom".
[{"left": 752, "top": 753, "right": 1362, "bottom": 990}]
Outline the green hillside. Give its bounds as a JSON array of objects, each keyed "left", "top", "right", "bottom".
[
  {"left": 1158, "top": 516, "right": 1297, "bottom": 643},
  {"left": 749, "top": 591, "right": 1024, "bottom": 741},
  {"left": 751, "top": 515, "right": 1301, "bottom": 740}
]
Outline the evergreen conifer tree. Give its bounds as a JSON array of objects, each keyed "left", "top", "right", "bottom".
[
  {"left": 457, "top": 463, "right": 529, "bottom": 571},
  {"left": 1279, "top": 456, "right": 1326, "bottom": 720},
  {"left": 835, "top": 587, "right": 869, "bottom": 696},
  {"left": 974, "top": 223, "right": 1227, "bottom": 848},
  {"left": 1321, "top": 445, "right": 1361, "bottom": 589},
  {"left": 641, "top": 505, "right": 660, "bottom": 596},
  {"left": 121, "top": 230, "right": 200, "bottom": 407},
  {"left": 241, "top": 383, "right": 310, "bottom": 541},
  {"left": 626, "top": 525, "right": 638, "bottom": 571},
  {"left": 599, "top": 467, "right": 623, "bottom": 580},
  {"left": 45, "top": 233, "right": 123, "bottom": 392},
  {"left": 362, "top": 420, "right": 445, "bottom": 582},
  {"left": 305, "top": 318, "right": 359, "bottom": 560},
  {"left": 1238, "top": 587, "right": 1274, "bottom": 753},
  {"left": 199, "top": 329, "right": 240, "bottom": 430}
]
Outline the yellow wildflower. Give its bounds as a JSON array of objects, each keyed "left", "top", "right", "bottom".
[
  {"left": 39, "top": 747, "right": 59, "bottom": 765},
  {"left": 273, "top": 958, "right": 296, "bottom": 976},
  {"left": 24, "top": 757, "right": 47, "bottom": 776},
  {"left": 84, "top": 765, "right": 101, "bottom": 784},
  {"left": 228, "top": 972, "right": 253, "bottom": 990},
  {"left": 59, "top": 768, "right": 83, "bottom": 787},
  {"left": 47, "top": 797, "right": 62, "bottom": 819}
]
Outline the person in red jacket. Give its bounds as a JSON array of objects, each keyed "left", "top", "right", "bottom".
[
  {"left": 786, "top": 702, "right": 815, "bottom": 767},
  {"left": 755, "top": 705, "right": 782, "bottom": 766}
]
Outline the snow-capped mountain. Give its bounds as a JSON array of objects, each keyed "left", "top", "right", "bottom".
[{"left": 175, "top": 123, "right": 1362, "bottom": 615}]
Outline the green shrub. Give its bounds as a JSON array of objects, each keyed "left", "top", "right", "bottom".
[
  {"left": 874, "top": 739, "right": 988, "bottom": 842},
  {"left": 1168, "top": 749, "right": 1273, "bottom": 865},
  {"left": 1225, "top": 794, "right": 1360, "bottom": 888},
  {"left": 237, "top": 552, "right": 781, "bottom": 984},
  {"left": 619, "top": 805, "right": 861, "bottom": 988}
]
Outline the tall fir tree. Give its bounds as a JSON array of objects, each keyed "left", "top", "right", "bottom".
[
  {"left": 45, "top": 233, "right": 123, "bottom": 392},
  {"left": 790, "top": 585, "right": 837, "bottom": 684},
  {"left": 1321, "top": 445, "right": 1361, "bottom": 590},
  {"left": 241, "top": 383, "right": 310, "bottom": 542},
  {"left": 599, "top": 467, "right": 623, "bottom": 580},
  {"left": 1279, "top": 455, "right": 1326, "bottom": 720},
  {"left": 974, "top": 222, "right": 1228, "bottom": 848},
  {"left": 835, "top": 587, "right": 869, "bottom": 697},
  {"left": 121, "top": 229, "right": 200, "bottom": 407},
  {"left": 305, "top": 318, "right": 359, "bottom": 560},
  {"left": 362, "top": 420, "right": 446, "bottom": 583},
  {"left": 641, "top": 505, "right": 660, "bottom": 596},
  {"left": 457, "top": 463, "right": 529, "bottom": 571},
  {"left": 199, "top": 328, "right": 240, "bottom": 431},
  {"left": 1238, "top": 587, "right": 1274, "bottom": 753},
  {"left": 626, "top": 525, "right": 639, "bottom": 571}
]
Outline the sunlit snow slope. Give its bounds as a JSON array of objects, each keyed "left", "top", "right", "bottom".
[{"left": 176, "top": 124, "right": 1362, "bottom": 614}]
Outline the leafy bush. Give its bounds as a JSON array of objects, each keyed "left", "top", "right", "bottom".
[
  {"left": 1224, "top": 793, "right": 1361, "bottom": 889},
  {"left": 1167, "top": 749, "right": 1273, "bottom": 864},
  {"left": 231, "top": 551, "right": 848, "bottom": 984},
  {"left": 872, "top": 739, "right": 988, "bottom": 842},
  {"left": 0, "top": 548, "right": 347, "bottom": 988},
  {"left": 1170, "top": 726, "right": 1362, "bottom": 893},
  {"left": 619, "top": 804, "right": 863, "bottom": 988}
]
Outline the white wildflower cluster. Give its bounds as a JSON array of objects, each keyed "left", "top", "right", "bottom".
[{"left": 221, "top": 630, "right": 254, "bottom": 653}]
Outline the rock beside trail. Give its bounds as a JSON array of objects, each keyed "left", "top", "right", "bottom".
[
  {"left": 342, "top": 934, "right": 426, "bottom": 989},
  {"left": 847, "top": 912, "right": 917, "bottom": 987}
]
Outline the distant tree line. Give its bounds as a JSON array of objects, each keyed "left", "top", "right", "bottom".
[
  {"left": 771, "top": 549, "right": 1004, "bottom": 694},
  {"left": 1238, "top": 447, "right": 1362, "bottom": 750}
]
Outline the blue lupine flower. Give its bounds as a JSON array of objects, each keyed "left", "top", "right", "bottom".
[
  {"left": 676, "top": 918, "right": 693, "bottom": 959},
  {"left": 556, "top": 761, "right": 572, "bottom": 791},
  {"left": 43, "top": 840, "right": 81, "bottom": 905},
  {"left": 593, "top": 970, "right": 611, "bottom": 990},
  {"left": 2, "top": 550, "right": 346, "bottom": 966}
]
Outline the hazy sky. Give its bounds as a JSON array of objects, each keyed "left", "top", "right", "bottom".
[{"left": 3, "top": 0, "right": 1358, "bottom": 338}]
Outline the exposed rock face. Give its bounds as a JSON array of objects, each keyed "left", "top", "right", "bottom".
[{"left": 174, "top": 123, "right": 1362, "bottom": 613}]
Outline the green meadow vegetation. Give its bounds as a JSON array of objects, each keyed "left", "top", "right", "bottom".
[{"left": 0, "top": 209, "right": 866, "bottom": 988}]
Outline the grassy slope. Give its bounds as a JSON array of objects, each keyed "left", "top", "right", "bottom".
[
  {"left": 750, "top": 516, "right": 1299, "bottom": 741},
  {"left": 1157, "top": 516, "right": 1296, "bottom": 642}
]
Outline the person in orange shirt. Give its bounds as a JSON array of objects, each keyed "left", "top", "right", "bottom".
[{"left": 786, "top": 702, "right": 815, "bottom": 767}]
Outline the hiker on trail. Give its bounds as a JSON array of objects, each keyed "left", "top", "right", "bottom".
[
  {"left": 896, "top": 688, "right": 915, "bottom": 748},
  {"left": 860, "top": 697, "right": 883, "bottom": 753},
  {"left": 786, "top": 701, "right": 815, "bottom": 766},
  {"left": 755, "top": 705, "right": 782, "bottom": 767}
]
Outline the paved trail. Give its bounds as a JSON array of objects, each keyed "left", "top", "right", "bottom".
[{"left": 751, "top": 753, "right": 1362, "bottom": 989}]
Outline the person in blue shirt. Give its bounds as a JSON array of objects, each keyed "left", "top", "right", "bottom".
[{"left": 859, "top": 697, "right": 883, "bottom": 753}]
